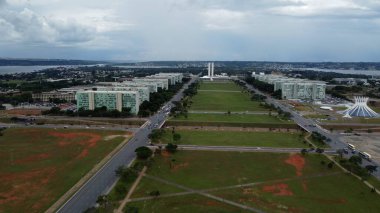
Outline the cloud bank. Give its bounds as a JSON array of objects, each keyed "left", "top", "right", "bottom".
[{"left": 0, "top": 0, "right": 379, "bottom": 61}]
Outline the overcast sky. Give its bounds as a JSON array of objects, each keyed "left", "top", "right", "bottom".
[{"left": 0, "top": 0, "right": 380, "bottom": 61}]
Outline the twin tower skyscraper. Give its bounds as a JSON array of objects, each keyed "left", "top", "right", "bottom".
[{"left": 207, "top": 62, "right": 215, "bottom": 81}]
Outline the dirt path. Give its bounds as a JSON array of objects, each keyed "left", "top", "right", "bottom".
[
  {"left": 116, "top": 166, "right": 147, "bottom": 213},
  {"left": 46, "top": 134, "right": 132, "bottom": 213}
]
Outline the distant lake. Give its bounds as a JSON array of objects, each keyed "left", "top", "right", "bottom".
[
  {"left": 0, "top": 66, "right": 64, "bottom": 74},
  {"left": 0, "top": 65, "right": 171, "bottom": 75},
  {"left": 300, "top": 68, "right": 380, "bottom": 76}
]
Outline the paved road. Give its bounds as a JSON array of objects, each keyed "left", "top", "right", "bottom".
[
  {"left": 56, "top": 76, "right": 199, "bottom": 213},
  {"left": 241, "top": 79, "right": 380, "bottom": 179},
  {"left": 151, "top": 144, "right": 336, "bottom": 154}
]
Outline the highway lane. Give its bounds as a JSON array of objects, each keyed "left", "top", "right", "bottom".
[
  {"left": 241, "top": 79, "right": 380, "bottom": 179},
  {"left": 56, "top": 76, "right": 199, "bottom": 213}
]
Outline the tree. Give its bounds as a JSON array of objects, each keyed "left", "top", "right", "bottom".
[
  {"left": 96, "top": 195, "right": 109, "bottom": 208},
  {"left": 349, "top": 155, "right": 362, "bottom": 165},
  {"left": 316, "top": 148, "right": 324, "bottom": 154},
  {"left": 301, "top": 148, "right": 308, "bottom": 155},
  {"left": 366, "top": 165, "right": 378, "bottom": 173},
  {"left": 327, "top": 162, "right": 334, "bottom": 169},
  {"left": 336, "top": 149, "right": 344, "bottom": 158},
  {"left": 149, "top": 190, "right": 160, "bottom": 197},
  {"left": 135, "top": 146, "right": 153, "bottom": 160},
  {"left": 125, "top": 206, "right": 139, "bottom": 213},
  {"left": 165, "top": 143, "right": 178, "bottom": 153},
  {"left": 173, "top": 133, "right": 181, "bottom": 143}
]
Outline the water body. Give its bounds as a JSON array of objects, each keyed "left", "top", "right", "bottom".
[
  {"left": 300, "top": 68, "right": 380, "bottom": 76},
  {"left": 0, "top": 66, "right": 68, "bottom": 75},
  {"left": 0, "top": 65, "right": 170, "bottom": 75}
]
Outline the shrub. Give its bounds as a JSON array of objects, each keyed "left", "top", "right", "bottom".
[
  {"left": 135, "top": 146, "right": 153, "bottom": 160},
  {"left": 165, "top": 143, "right": 178, "bottom": 153}
]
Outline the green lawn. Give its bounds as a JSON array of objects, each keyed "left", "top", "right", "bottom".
[
  {"left": 172, "top": 113, "right": 291, "bottom": 124},
  {"left": 213, "top": 173, "right": 380, "bottom": 213},
  {"left": 323, "top": 117, "right": 380, "bottom": 124},
  {"left": 0, "top": 128, "right": 128, "bottom": 213},
  {"left": 160, "top": 130, "right": 308, "bottom": 148},
  {"left": 199, "top": 82, "right": 242, "bottom": 91},
  {"left": 131, "top": 177, "right": 184, "bottom": 199},
  {"left": 126, "top": 151, "right": 380, "bottom": 213},
  {"left": 189, "top": 82, "right": 265, "bottom": 112},
  {"left": 126, "top": 194, "right": 247, "bottom": 213},
  {"left": 190, "top": 91, "right": 264, "bottom": 112}
]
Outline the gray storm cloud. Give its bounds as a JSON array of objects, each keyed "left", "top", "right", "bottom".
[{"left": 0, "top": 0, "right": 380, "bottom": 61}]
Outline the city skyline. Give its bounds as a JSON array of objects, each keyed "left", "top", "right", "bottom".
[{"left": 0, "top": 0, "right": 380, "bottom": 61}]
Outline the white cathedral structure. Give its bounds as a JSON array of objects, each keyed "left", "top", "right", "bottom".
[{"left": 342, "top": 96, "right": 378, "bottom": 118}]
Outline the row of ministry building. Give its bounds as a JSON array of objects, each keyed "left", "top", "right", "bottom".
[
  {"left": 252, "top": 73, "right": 326, "bottom": 100},
  {"left": 32, "top": 73, "right": 183, "bottom": 115}
]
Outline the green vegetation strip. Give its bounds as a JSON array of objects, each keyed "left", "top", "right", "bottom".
[
  {"left": 172, "top": 113, "right": 292, "bottom": 124},
  {"left": 165, "top": 120, "right": 299, "bottom": 129},
  {"left": 160, "top": 130, "right": 308, "bottom": 148},
  {"left": 199, "top": 82, "right": 242, "bottom": 91}
]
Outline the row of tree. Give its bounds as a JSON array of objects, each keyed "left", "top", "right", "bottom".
[
  {"left": 245, "top": 77, "right": 282, "bottom": 99},
  {"left": 138, "top": 81, "right": 187, "bottom": 117},
  {"left": 42, "top": 106, "right": 133, "bottom": 118}
]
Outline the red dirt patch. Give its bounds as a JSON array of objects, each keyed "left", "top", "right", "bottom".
[
  {"left": 161, "top": 150, "right": 171, "bottom": 158},
  {"left": 171, "top": 162, "right": 189, "bottom": 171},
  {"left": 0, "top": 167, "right": 57, "bottom": 207},
  {"left": 6, "top": 108, "right": 42, "bottom": 116},
  {"left": 49, "top": 132, "right": 102, "bottom": 158},
  {"left": 285, "top": 154, "right": 305, "bottom": 176},
  {"left": 262, "top": 183, "right": 293, "bottom": 196},
  {"left": 15, "top": 153, "right": 50, "bottom": 164}
]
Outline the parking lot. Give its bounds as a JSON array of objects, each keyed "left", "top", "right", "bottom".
[{"left": 342, "top": 133, "right": 380, "bottom": 164}]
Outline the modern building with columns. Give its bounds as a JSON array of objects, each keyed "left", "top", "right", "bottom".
[{"left": 76, "top": 90, "right": 140, "bottom": 114}]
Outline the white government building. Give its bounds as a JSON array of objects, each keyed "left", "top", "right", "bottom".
[
  {"left": 252, "top": 72, "right": 326, "bottom": 100},
  {"left": 75, "top": 73, "right": 183, "bottom": 114}
]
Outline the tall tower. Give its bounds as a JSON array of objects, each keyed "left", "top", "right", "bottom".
[{"left": 207, "top": 63, "right": 211, "bottom": 77}]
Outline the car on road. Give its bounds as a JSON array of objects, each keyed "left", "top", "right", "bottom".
[{"left": 358, "top": 151, "right": 372, "bottom": 161}]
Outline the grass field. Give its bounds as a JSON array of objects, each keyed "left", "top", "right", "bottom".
[
  {"left": 126, "top": 151, "right": 380, "bottom": 213},
  {"left": 160, "top": 130, "right": 308, "bottom": 148},
  {"left": 171, "top": 113, "right": 292, "bottom": 124},
  {"left": 190, "top": 82, "right": 265, "bottom": 112},
  {"left": 199, "top": 82, "right": 242, "bottom": 91},
  {"left": 323, "top": 117, "right": 380, "bottom": 124},
  {"left": 0, "top": 128, "right": 130, "bottom": 213}
]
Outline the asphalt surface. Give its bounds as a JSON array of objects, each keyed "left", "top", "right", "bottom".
[
  {"left": 56, "top": 76, "right": 198, "bottom": 213},
  {"left": 241, "top": 80, "right": 380, "bottom": 179}
]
